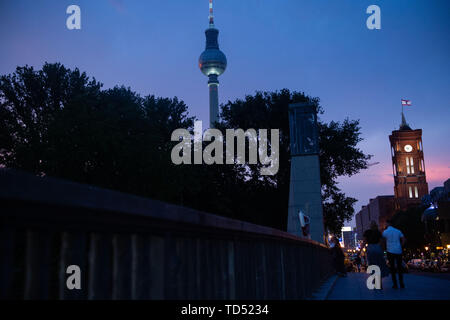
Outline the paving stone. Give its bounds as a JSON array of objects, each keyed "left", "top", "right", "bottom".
[{"left": 327, "top": 272, "right": 450, "bottom": 300}]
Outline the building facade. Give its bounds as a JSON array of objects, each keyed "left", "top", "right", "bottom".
[
  {"left": 422, "top": 178, "right": 450, "bottom": 248},
  {"left": 355, "top": 196, "right": 395, "bottom": 240},
  {"left": 342, "top": 226, "right": 356, "bottom": 250},
  {"left": 389, "top": 114, "right": 429, "bottom": 211}
]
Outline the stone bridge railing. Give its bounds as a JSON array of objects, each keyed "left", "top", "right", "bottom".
[{"left": 0, "top": 169, "right": 333, "bottom": 300}]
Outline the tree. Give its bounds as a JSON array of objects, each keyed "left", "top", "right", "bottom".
[
  {"left": 216, "top": 89, "right": 371, "bottom": 234},
  {"left": 0, "top": 63, "right": 102, "bottom": 173},
  {"left": 0, "top": 63, "right": 195, "bottom": 203},
  {"left": 391, "top": 206, "right": 426, "bottom": 250},
  {"left": 0, "top": 65, "right": 371, "bottom": 235}
]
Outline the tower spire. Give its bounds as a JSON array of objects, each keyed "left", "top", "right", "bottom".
[
  {"left": 400, "top": 111, "right": 411, "bottom": 130},
  {"left": 401, "top": 111, "right": 407, "bottom": 127},
  {"left": 209, "top": 0, "right": 214, "bottom": 27}
]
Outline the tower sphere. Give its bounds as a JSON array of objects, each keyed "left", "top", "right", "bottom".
[
  {"left": 199, "top": 48, "right": 227, "bottom": 76},
  {"left": 198, "top": 27, "right": 227, "bottom": 77}
]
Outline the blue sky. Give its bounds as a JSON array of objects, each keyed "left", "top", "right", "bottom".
[{"left": 1, "top": 0, "right": 449, "bottom": 226}]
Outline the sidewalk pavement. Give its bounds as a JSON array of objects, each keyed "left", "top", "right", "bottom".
[
  {"left": 327, "top": 272, "right": 450, "bottom": 300},
  {"left": 309, "top": 274, "right": 339, "bottom": 300}
]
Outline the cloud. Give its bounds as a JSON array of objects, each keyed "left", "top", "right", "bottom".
[
  {"left": 347, "top": 156, "right": 449, "bottom": 186},
  {"left": 425, "top": 161, "right": 450, "bottom": 185}
]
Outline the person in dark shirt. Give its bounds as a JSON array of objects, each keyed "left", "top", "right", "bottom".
[
  {"left": 354, "top": 253, "right": 362, "bottom": 272},
  {"left": 363, "top": 221, "right": 389, "bottom": 289},
  {"left": 363, "top": 226, "right": 382, "bottom": 244},
  {"left": 330, "top": 236, "right": 347, "bottom": 277}
]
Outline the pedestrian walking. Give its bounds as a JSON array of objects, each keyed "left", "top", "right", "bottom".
[
  {"left": 354, "top": 253, "right": 362, "bottom": 272},
  {"left": 330, "top": 236, "right": 347, "bottom": 277},
  {"left": 363, "top": 221, "right": 389, "bottom": 289},
  {"left": 382, "top": 219, "right": 406, "bottom": 289}
]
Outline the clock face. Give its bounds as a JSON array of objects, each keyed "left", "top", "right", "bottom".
[{"left": 404, "top": 144, "right": 413, "bottom": 152}]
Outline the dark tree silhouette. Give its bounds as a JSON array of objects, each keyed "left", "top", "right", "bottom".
[
  {"left": 391, "top": 206, "right": 426, "bottom": 250},
  {"left": 217, "top": 89, "right": 371, "bottom": 234},
  {"left": 0, "top": 63, "right": 195, "bottom": 203},
  {"left": 0, "top": 64, "right": 371, "bottom": 234}
]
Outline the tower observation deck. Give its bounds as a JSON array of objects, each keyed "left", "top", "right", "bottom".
[{"left": 199, "top": 0, "right": 227, "bottom": 128}]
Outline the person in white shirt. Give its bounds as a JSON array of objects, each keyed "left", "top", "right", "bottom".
[{"left": 382, "top": 219, "right": 406, "bottom": 289}]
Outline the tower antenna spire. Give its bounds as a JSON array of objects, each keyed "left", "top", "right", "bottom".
[
  {"left": 209, "top": 0, "right": 214, "bottom": 27},
  {"left": 199, "top": 0, "right": 227, "bottom": 128}
]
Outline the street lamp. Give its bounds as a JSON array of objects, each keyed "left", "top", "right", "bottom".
[{"left": 425, "top": 246, "right": 429, "bottom": 251}]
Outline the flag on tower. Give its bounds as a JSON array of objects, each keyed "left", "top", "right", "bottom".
[{"left": 401, "top": 99, "right": 412, "bottom": 106}]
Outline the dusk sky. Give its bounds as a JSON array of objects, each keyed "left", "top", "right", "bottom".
[{"left": 1, "top": 0, "right": 449, "bottom": 227}]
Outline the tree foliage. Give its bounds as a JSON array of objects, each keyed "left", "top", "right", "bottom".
[
  {"left": 391, "top": 206, "right": 426, "bottom": 249},
  {"left": 217, "top": 89, "right": 371, "bottom": 234},
  {"left": 0, "top": 64, "right": 371, "bottom": 235},
  {"left": 0, "top": 63, "right": 195, "bottom": 203}
]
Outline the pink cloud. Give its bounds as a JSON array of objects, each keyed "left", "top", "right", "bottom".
[
  {"left": 424, "top": 160, "right": 450, "bottom": 185},
  {"left": 341, "top": 157, "right": 449, "bottom": 190}
]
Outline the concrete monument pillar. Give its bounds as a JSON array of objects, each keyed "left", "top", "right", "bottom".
[{"left": 287, "top": 103, "right": 324, "bottom": 243}]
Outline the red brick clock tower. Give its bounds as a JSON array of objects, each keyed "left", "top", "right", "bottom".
[{"left": 389, "top": 113, "right": 429, "bottom": 211}]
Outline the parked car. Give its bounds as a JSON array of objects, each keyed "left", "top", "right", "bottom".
[
  {"left": 432, "top": 260, "right": 441, "bottom": 272},
  {"left": 440, "top": 261, "right": 450, "bottom": 272},
  {"left": 420, "top": 260, "right": 432, "bottom": 271},
  {"left": 386, "top": 258, "right": 409, "bottom": 273},
  {"left": 408, "top": 259, "right": 423, "bottom": 270},
  {"left": 420, "top": 260, "right": 440, "bottom": 272}
]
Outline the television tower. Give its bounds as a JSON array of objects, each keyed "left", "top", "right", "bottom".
[{"left": 199, "top": 0, "right": 227, "bottom": 128}]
